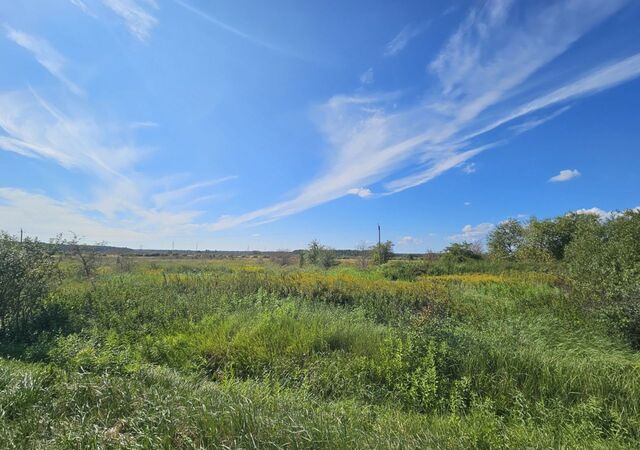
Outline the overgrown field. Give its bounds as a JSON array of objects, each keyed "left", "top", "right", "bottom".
[{"left": 0, "top": 253, "right": 639, "bottom": 449}]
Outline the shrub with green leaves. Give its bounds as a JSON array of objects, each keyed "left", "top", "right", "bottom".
[
  {"left": 0, "top": 232, "right": 59, "bottom": 341},
  {"left": 565, "top": 210, "right": 640, "bottom": 303}
]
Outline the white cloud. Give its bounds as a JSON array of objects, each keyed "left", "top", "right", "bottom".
[
  {"left": 398, "top": 235, "right": 423, "bottom": 246},
  {"left": 449, "top": 223, "right": 494, "bottom": 242},
  {"left": 549, "top": 169, "right": 580, "bottom": 182},
  {"left": 130, "top": 121, "right": 158, "bottom": 129},
  {"left": 0, "top": 188, "right": 144, "bottom": 246},
  {"left": 0, "top": 89, "right": 140, "bottom": 177},
  {"left": 172, "top": 0, "right": 307, "bottom": 60},
  {"left": 509, "top": 106, "right": 571, "bottom": 134},
  {"left": 0, "top": 89, "right": 240, "bottom": 246},
  {"left": 464, "top": 202, "right": 471, "bottom": 206},
  {"left": 347, "top": 187, "right": 372, "bottom": 198},
  {"left": 4, "top": 26, "right": 83, "bottom": 95},
  {"left": 207, "top": 1, "right": 637, "bottom": 231},
  {"left": 573, "top": 206, "right": 640, "bottom": 220},
  {"left": 69, "top": 0, "right": 96, "bottom": 17},
  {"left": 102, "top": 0, "right": 158, "bottom": 42},
  {"left": 574, "top": 207, "right": 611, "bottom": 219},
  {"left": 384, "top": 23, "right": 428, "bottom": 57},
  {"left": 461, "top": 162, "right": 476, "bottom": 174},
  {"left": 152, "top": 176, "right": 237, "bottom": 207},
  {"left": 360, "top": 68, "right": 374, "bottom": 85}
]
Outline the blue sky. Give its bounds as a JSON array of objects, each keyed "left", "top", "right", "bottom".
[{"left": 1, "top": 0, "right": 639, "bottom": 251}]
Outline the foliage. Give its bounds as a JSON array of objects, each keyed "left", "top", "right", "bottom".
[
  {"left": 371, "top": 240, "right": 394, "bottom": 265},
  {"left": 305, "top": 240, "right": 337, "bottom": 269},
  {"left": 443, "top": 241, "right": 483, "bottom": 262},
  {"left": 62, "top": 233, "right": 106, "bottom": 281},
  {"left": 565, "top": 210, "right": 640, "bottom": 303},
  {"left": 0, "top": 232, "right": 59, "bottom": 341},
  {"left": 2, "top": 220, "right": 640, "bottom": 448},
  {"left": 487, "top": 219, "right": 525, "bottom": 259}
]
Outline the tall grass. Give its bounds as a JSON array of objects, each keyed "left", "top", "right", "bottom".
[{"left": 1, "top": 259, "right": 639, "bottom": 448}]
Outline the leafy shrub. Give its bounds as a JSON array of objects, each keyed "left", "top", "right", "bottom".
[
  {"left": 0, "top": 232, "right": 59, "bottom": 341},
  {"left": 380, "top": 261, "right": 431, "bottom": 281},
  {"left": 565, "top": 210, "right": 640, "bottom": 303},
  {"left": 305, "top": 240, "right": 337, "bottom": 269},
  {"left": 487, "top": 219, "right": 525, "bottom": 259},
  {"left": 371, "top": 241, "right": 394, "bottom": 265},
  {"left": 442, "top": 242, "right": 483, "bottom": 262}
]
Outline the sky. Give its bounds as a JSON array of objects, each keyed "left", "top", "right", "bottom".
[{"left": 1, "top": 0, "right": 639, "bottom": 251}]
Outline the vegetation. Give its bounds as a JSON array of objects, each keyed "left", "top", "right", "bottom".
[
  {"left": 371, "top": 240, "right": 394, "bottom": 265},
  {"left": 0, "top": 209, "right": 639, "bottom": 448}
]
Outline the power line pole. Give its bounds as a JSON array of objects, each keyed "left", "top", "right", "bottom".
[
  {"left": 20, "top": 228, "right": 23, "bottom": 243},
  {"left": 377, "top": 224, "right": 381, "bottom": 246}
]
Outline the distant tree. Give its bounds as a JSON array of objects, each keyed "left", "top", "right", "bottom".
[
  {"left": 487, "top": 219, "right": 525, "bottom": 259},
  {"left": 306, "top": 239, "right": 322, "bottom": 265},
  {"left": 443, "top": 241, "right": 482, "bottom": 262},
  {"left": 318, "top": 248, "right": 337, "bottom": 269},
  {"left": 355, "top": 241, "right": 370, "bottom": 268},
  {"left": 0, "top": 231, "right": 60, "bottom": 341},
  {"left": 64, "top": 233, "right": 105, "bottom": 281},
  {"left": 518, "top": 213, "right": 600, "bottom": 261},
  {"left": 305, "top": 240, "right": 337, "bottom": 269},
  {"left": 371, "top": 241, "right": 394, "bottom": 265}
]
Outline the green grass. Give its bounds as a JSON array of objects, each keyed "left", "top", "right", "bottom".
[{"left": 1, "top": 258, "right": 640, "bottom": 448}]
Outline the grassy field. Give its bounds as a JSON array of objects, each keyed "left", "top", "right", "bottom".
[{"left": 1, "top": 256, "right": 640, "bottom": 449}]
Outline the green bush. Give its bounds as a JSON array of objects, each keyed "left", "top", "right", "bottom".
[
  {"left": 0, "top": 232, "right": 60, "bottom": 342},
  {"left": 565, "top": 210, "right": 640, "bottom": 303}
]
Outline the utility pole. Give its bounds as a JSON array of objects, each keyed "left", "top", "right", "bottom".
[
  {"left": 377, "top": 224, "right": 381, "bottom": 246},
  {"left": 20, "top": 228, "right": 23, "bottom": 243}
]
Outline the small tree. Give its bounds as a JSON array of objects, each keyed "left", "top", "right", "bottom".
[
  {"left": 64, "top": 233, "right": 105, "bottom": 281},
  {"left": 565, "top": 210, "right": 640, "bottom": 303},
  {"left": 487, "top": 219, "right": 524, "bottom": 260},
  {"left": 442, "top": 241, "right": 482, "bottom": 262},
  {"left": 371, "top": 240, "right": 394, "bottom": 265},
  {"left": 318, "top": 248, "right": 337, "bottom": 269},
  {"left": 304, "top": 240, "right": 337, "bottom": 269},
  {"left": 355, "top": 241, "right": 370, "bottom": 268},
  {"left": 306, "top": 239, "right": 322, "bottom": 265}
]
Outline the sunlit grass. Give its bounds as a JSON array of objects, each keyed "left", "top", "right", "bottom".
[{"left": 1, "top": 258, "right": 639, "bottom": 448}]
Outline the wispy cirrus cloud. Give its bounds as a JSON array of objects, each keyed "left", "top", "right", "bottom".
[
  {"left": 347, "top": 187, "right": 372, "bottom": 198},
  {"left": 359, "top": 68, "right": 374, "bottom": 85},
  {"left": 4, "top": 26, "right": 83, "bottom": 95},
  {"left": 509, "top": 106, "right": 571, "bottom": 134},
  {"left": 69, "top": 0, "right": 96, "bottom": 17},
  {"left": 384, "top": 23, "right": 428, "bottom": 57},
  {"left": 209, "top": 0, "right": 637, "bottom": 231},
  {"left": 152, "top": 176, "right": 237, "bottom": 208},
  {"left": 102, "top": 0, "right": 158, "bottom": 42},
  {"left": 549, "top": 169, "right": 581, "bottom": 182},
  {"left": 0, "top": 89, "right": 232, "bottom": 243},
  {"left": 0, "top": 187, "right": 144, "bottom": 245},
  {"left": 172, "top": 0, "right": 308, "bottom": 60},
  {"left": 0, "top": 89, "right": 139, "bottom": 176}
]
